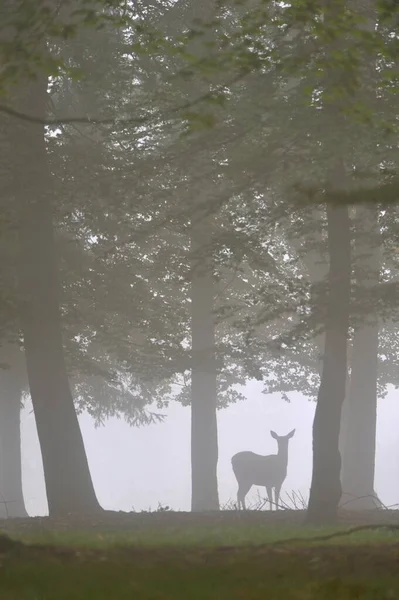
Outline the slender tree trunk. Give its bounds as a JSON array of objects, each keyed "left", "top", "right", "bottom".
[
  {"left": 0, "top": 346, "right": 28, "bottom": 518},
  {"left": 190, "top": 210, "right": 219, "bottom": 511},
  {"left": 306, "top": 201, "right": 351, "bottom": 525},
  {"left": 159, "top": 0, "right": 220, "bottom": 511},
  {"left": 10, "top": 73, "right": 101, "bottom": 516},
  {"left": 341, "top": 206, "right": 381, "bottom": 509}
]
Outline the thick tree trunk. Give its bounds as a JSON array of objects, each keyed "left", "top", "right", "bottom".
[
  {"left": 190, "top": 211, "right": 219, "bottom": 511},
  {"left": 0, "top": 346, "right": 28, "bottom": 518},
  {"left": 338, "top": 2, "right": 381, "bottom": 510},
  {"left": 341, "top": 325, "right": 380, "bottom": 508},
  {"left": 306, "top": 202, "right": 351, "bottom": 525},
  {"left": 340, "top": 206, "right": 381, "bottom": 509},
  {"left": 290, "top": 208, "right": 329, "bottom": 377},
  {"left": 11, "top": 74, "right": 101, "bottom": 516}
]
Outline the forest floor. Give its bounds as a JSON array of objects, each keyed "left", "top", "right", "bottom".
[{"left": 1, "top": 509, "right": 399, "bottom": 599}]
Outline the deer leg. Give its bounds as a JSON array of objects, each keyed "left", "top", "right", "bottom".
[
  {"left": 237, "top": 482, "right": 251, "bottom": 510},
  {"left": 275, "top": 483, "right": 282, "bottom": 510},
  {"left": 266, "top": 486, "right": 273, "bottom": 510}
]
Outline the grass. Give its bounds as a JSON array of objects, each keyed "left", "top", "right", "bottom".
[{"left": 1, "top": 510, "right": 399, "bottom": 599}]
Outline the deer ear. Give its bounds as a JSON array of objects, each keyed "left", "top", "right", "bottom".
[
  {"left": 288, "top": 429, "right": 296, "bottom": 438},
  {"left": 270, "top": 430, "right": 278, "bottom": 439}
]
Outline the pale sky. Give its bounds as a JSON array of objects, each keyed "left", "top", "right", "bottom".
[{"left": 20, "top": 381, "right": 399, "bottom": 516}]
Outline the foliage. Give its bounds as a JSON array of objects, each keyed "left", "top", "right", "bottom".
[
  {"left": 0, "top": 0, "right": 133, "bottom": 94},
  {"left": 2, "top": 0, "right": 399, "bottom": 417}
]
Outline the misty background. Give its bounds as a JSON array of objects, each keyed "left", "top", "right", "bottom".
[
  {"left": 21, "top": 381, "right": 399, "bottom": 516},
  {"left": 1, "top": 0, "right": 399, "bottom": 529}
]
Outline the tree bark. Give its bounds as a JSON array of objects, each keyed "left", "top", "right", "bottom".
[
  {"left": 10, "top": 73, "right": 101, "bottom": 516},
  {"left": 0, "top": 346, "right": 28, "bottom": 518},
  {"left": 300, "top": 210, "right": 329, "bottom": 377},
  {"left": 306, "top": 201, "right": 351, "bottom": 525},
  {"left": 340, "top": 206, "right": 381, "bottom": 509},
  {"left": 190, "top": 209, "right": 219, "bottom": 511}
]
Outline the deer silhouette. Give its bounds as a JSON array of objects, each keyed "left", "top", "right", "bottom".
[{"left": 231, "top": 429, "right": 295, "bottom": 510}]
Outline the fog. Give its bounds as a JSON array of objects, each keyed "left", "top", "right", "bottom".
[{"left": 21, "top": 381, "right": 399, "bottom": 516}]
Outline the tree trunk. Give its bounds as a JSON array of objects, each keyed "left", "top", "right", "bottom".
[
  {"left": 341, "top": 325, "right": 380, "bottom": 508},
  {"left": 340, "top": 206, "right": 381, "bottom": 510},
  {"left": 11, "top": 74, "right": 101, "bottom": 516},
  {"left": 190, "top": 210, "right": 219, "bottom": 511},
  {"left": 306, "top": 202, "right": 351, "bottom": 525},
  {"left": 290, "top": 208, "right": 329, "bottom": 377},
  {"left": 0, "top": 347, "right": 28, "bottom": 518}
]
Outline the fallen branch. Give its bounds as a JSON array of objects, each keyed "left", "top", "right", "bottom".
[
  {"left": 216, "top": 523, "right": 399, "bottom": 552},
  {"left": 270, "top": 523, "right": 399, "bottom": 547}
]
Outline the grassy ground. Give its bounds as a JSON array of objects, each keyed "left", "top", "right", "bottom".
[{"left": 1, "top": 510, "right": 399, "bottom": 599}]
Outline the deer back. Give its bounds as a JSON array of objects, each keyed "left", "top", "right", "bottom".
[{"left": 232, "top": 451, "right": 288, "bottom": 487}]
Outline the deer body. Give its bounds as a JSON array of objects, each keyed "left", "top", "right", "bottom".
[{"left": 231, "top": 429, "right": 295, "bottom": 510}]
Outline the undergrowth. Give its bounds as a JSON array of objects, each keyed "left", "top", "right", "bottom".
[{"left": 2, "top": 509, "right": 399, "bottom": 599}]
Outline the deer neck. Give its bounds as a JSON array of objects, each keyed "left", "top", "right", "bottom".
[{"left": 276, "top": 445, "right": 289, "bottom": 467}]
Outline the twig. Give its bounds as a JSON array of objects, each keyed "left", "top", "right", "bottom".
[
  {"left": 215, "top": 524, "right": 399, "bottom": 553},
  {"left": 270, "top": 524, "right": 399, "bottom": 547},
  {"left": 0, "top": 492, "right": 10, "bottom": 519},
  {"left": 339, "top": 493, "right": 383, "bottom": 510}
]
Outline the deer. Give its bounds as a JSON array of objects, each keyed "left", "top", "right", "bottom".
[{"left": 231, "top": 429, "right": 295, "bottom": 510}]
